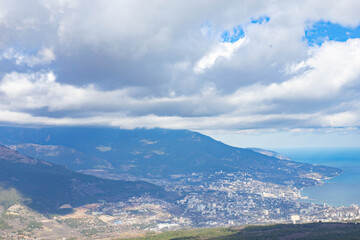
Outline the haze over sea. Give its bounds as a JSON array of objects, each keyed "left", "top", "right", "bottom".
[{"left": 275, "top": 148, "right": 360, "bottom": 207}]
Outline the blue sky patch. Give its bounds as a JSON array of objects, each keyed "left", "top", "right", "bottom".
[
  {"left": 250, "top": 15, "right": 270, "bottom": 24},
  {"left": 221, "top": 25, "right": 244, "bottom": 43},
  {"left": 221, "top": 15, "right": 270, "bottom": 43},
  {"left": 305, "top": 21, "right": 360, "bottom": 45}
]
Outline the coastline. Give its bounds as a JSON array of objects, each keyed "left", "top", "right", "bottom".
[
  {"left": 298, "top": 169, "right": 360, "bottom": 207},
  {"left": 298, "top": 170, "right": 345, "bottom": 205},
  {"left": 276, "top": 148, "right": 360, "bottom": 207}
]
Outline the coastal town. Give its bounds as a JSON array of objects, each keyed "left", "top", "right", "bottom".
[
  {"left": 79, "top": 170, "right": 360, "bottom": 231},
  {"left": 1, "top": 169, "right": 360, "bottom": 240}
]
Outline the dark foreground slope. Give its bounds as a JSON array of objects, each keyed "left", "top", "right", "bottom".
[
  {"left": 0, "top": 145, "right": 174, "bottom": 213},
  {"left": 0, "top": 127, "right": 341, "bottom": 187},
  {"left": 126, "top": 222, "right": 360, "bottom": 240}
]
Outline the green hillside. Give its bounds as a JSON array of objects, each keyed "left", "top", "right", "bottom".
[
  {"left": 0, "top": 145, "right": 175, "bottom": 214},
  {"left": 124, "top": 222, "right": 360, "bottom": 240}
]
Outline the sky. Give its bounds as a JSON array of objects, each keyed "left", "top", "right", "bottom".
[{"left": 1, "top": 0, "right": 360, "bottom": 148}]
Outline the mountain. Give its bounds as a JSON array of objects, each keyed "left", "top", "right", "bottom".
[
  {"left": 8, "top": 143, "right": 113, "bottom": 171},
  {"left": 249, "top": 148, "right": 292, "bottom": 160},
  {"left": 0, "top": 126, "right": 341, "bottom": 188},
  {"left": 0, "top": 145, "right": 174, "bottom": 213}
]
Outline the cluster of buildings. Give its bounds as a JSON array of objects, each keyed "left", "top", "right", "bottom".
[{"left": 84, "top": 170, "right": 360, "bottom": 229}]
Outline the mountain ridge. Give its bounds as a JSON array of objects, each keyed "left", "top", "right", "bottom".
[
  {"left": 0, "top": 144, "right": 175, "bottom": 213},
  {"left": 0, "top": 126, "right": 342, "bottom": 188}
]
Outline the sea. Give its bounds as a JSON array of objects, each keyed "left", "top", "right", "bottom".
[{"left": 274, "top": 148, "right": 360, "bottom": 207}]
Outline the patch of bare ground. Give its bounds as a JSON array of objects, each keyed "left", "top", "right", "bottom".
[
  {"left": 91, "top": 230, "right": 146, "bottom": 240},
  {"left": 60, "top": 207, "right": 94, "bottom": 219}
]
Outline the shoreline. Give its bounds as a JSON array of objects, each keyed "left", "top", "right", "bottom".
[
  {"left": 298, "top": 171, "right": 360, "bottom": 207},
  {"left": 297, "top": 172, "right": 342, "bottom": 205}
]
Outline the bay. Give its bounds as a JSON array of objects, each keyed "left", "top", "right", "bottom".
[{"left": 274, "top": 148, "right": 360, "bottom": 207}]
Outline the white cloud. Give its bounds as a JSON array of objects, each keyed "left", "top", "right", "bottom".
[
  {"left": 194, "top": 37, "right": 248, "bottom": 73},
  {"left": 320, "top": 112, "right": 359, "bottom": 127},
  {"left": 1, "top": 47, "right": 55, "bottom": 66},
  {"left": 96, "top": 146, "right": 112, "bottom": 152},
  {"left": 0, "top": 71, "right": 229, "bottom": 116},
  {"left": 229, "top": 39, "right": 360, "bottom": 104},
  {"left": 0, "top": 0, "right": 360, "bottom": 134}
]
